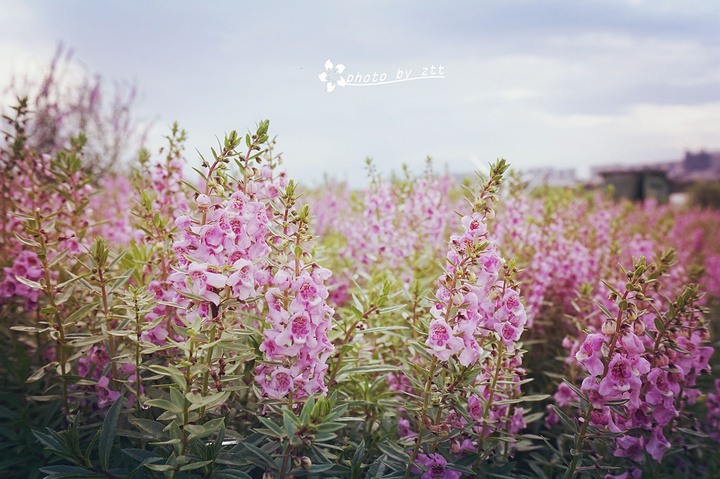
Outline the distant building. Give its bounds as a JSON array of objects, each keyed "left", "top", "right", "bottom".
[
  {"left": 684, "top": 151, "right": 712, "bottom": 171},
  {"left": 595, "top": 169, "right": 671, "bottom": 203},
  {"left": 590, "top": 149, "right": 720, "bottom": 203}
]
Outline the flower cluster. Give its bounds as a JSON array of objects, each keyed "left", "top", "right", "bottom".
[
  {"left": 256, "top": 264, "right": 335, "bottom": 399},
  {"left": 255, "top": 182, "right": 335, "bottom": 400},
  {"left": 566, "top": 258, "right": 713, "bottom": 471},
  {"left": 0, "top": 251, "right": 44, "bottom": 310},
  {"left": 425, "top": 211, "right": 526, "bottom": 364}
]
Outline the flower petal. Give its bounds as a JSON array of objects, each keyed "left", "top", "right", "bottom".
[
  {"left": 324, "top": 59, "right": 333, "bottom": 71},
  {"left": 336, "top": 76, "right": 346, "bottom": 87},
  {"left": 318, "top": 72, "right": 328, "bottom": 82},
  {"left": 326, "top": 82, "right": 336, "bottom": 92},
  {"left": 335, "top": 64, "right": 346, "bottom": 74}
]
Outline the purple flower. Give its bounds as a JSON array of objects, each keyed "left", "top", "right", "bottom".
[{"left": 420, "top": 454, "right": 461, "bottom": 479}]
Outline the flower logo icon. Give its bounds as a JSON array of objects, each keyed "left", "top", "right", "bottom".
[{"left": 318, "top": 59, "right": 346, "bottom": 92}]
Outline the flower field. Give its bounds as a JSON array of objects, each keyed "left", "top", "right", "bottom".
[{"left": 1, "top": 98, "right": 720, "bottom": 479}]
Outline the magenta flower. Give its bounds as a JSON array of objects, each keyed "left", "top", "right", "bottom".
[
  {"left": 425, "top": 319, "right": 463, "bottom": 361},
  {"left": 96, "top": 376, "right": 121, "bottom": 408},
  {"left": 645, "top": 428, "right": 671, "bottom": 461},
  {"left": 598, "top": 356, "right": 641, "bottom": 399},
  {"left": 420, "top": 454, "right": 461, "bottom": 479},
  {"left": 186, "top": 263, "right": 228, "bottom": 305},
  {"left": 227, "top": 259, "right": 256, "bottom": 300},
  {"left": 264, "top": 367, "right": 294, "bottom": 399},
  {"left": 576, "top": 333, "right": 605, "bottom": 377}
]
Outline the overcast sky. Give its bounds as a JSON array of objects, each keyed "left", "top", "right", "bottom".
[{"left": 1, "top": 0, "right": 719, "bottom": 186}]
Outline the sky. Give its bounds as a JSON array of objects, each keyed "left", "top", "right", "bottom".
[{"left": 1, "top": 0, "right": 719, "bottom": 186}]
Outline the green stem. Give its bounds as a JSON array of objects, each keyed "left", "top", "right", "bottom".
[
  {"left": 36, "top": 219, "right": 69, "bottom": 415},
  {"left": 565, "top": 407, "right": 592, "bottom": 479},
  {"left": 327, "top": 305, "right": 378, "bottom": 386},
  {"left": 180, "top": 344, "right": 194, "bottom": 456},
  {"left": 404, "top": 356, "right": 438, "bottom": 479},
  {"left": 476, "top": 342, "right": 505, "bottom": 463},
  {"left": 133, "top": 294, "right": 143, "bottom": 417},
  {"left": 199, "top": 324, "right": 217, "bottom": 420},
  {"left": 98, "top": 269, "right": 118, "bottom": 383}
]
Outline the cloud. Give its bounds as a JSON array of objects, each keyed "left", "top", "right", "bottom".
[{"left": 0, "top": 0, "right": 718, "bottom": 186}]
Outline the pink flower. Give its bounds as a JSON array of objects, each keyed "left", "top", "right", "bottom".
[
  {"left": 96, "top": 376, "right": 121, "bottom": 408},
  {"left": 420, "top": 454, "right": 461, "bottom": 479},
  {"left": 619, "top": 330, "right": 645, "bottom": 355},
  {"left": 264, "top": 367, "right": 294, "bottom": 399},
  {"left": 460, "top": 212, "right": 487, "bottom": 236},
  {"left": 576, "top": 333, "right": 605, "bottom": 377},
  {"left": 273, "top": 269, "right": 292, "bottom": 290},
  {"left": 613, "top": 435, "right": 644, "bottom": 462},
  {"left": 425, "top": 319, "right": 463, "bottom": 361},
  {"left": 645, "top": 428, "right": 670, "bottom": 461},
  {"left": 598, "top": 356, "right": 641, "bottom": 399},
  {"left": 292, "top": 275, "right": 327, "bottom": 306},
  {"left": 227, "top": 259, "right": 256, "bottom": 300},
  {"left": 187, "top": 263, "right": 228, "bottom": 305}
]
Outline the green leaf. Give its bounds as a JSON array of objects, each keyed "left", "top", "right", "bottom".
[
  {"left": 65, "top": 301, "right": 100, "bottom": 325},
  {"left": 148, "top": 365, "right": 187, "bottom": 389},
  {"left": 145, "top": 399, "right": 183, "bottom": 414},
  {"left": 561, "top": 380, "right": 587, "bottom": 401},
  {"left": 15, "top": 275, "right": 42, "bottom": 290},
  {"left": 550, "top": 405, "right": 577, "bottom": 433},
  {"left": 600, "top": 280, "right": 621, "bottom": 297},
  {"left": 594, "top": 300, "right": 614, "bottom": 319},
  {"left": 211, "top": 471, "right": 252, "bottom": 479},
  {"left": 188, "top": 418, "right": 225, "bottom": 440},
  {"left": 654, "top": 316, "right": 665, "bottom": 333},
  {"left": 26, "top": 364, "right": 53, "bottom": 383},
  {"left": 129, "top": 418, "right": 165, "bottom": 439},
  {"left": 242, "top": 442, "right": 277, "bottom": 469},
  {"left": 99, "top": 395, "right": 124, "bottom": 469},
  {"left": 315, "top": 422, "right": 345, "bottom": 434},
  {"left": 357, "top": 325, "right": 409, "bottom": 335},
  {"left": 179, "top": 460, "right": 213, "bottom": 471},
  {"left": 341, "top": 365, "right": 401, "bottom": 375},
  {"left": 109, "top": 268, "right": 135, "bottom": 293},
  {"left": 145, "top": 464, "right": 175, "bottom": 472},
  {"left": 283, "top": 410, "right": 296, "bottom": 438},
  {"left": 299, "top": 395, "right": 315, "bottom": 423},
  {"left": 38, "top": 465, "right": 102, "bottom": 478},
  {"left": 258, "top": 417, "right": 284, "bottom": 438}
]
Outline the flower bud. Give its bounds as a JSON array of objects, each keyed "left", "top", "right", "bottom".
[
  {"left": 262, "top": 470, "right": 274, "bottom": 479},
  {"left": 633, "top": 320, "right": 645, "bottom": 335},
  {"left": 452, "top": 291, "right": 464, "bottom": 305},
  {"left": 292, "top": 456, "right": 302, "bottom": 468},
  {"left": 601, "top": 320, "right": 616, "bottom": 336},
  {"left": 450, "top": 440, "right": 462, "bottom": 455},
  {"left": 196, "top": 194, "right": 211, "bottom": 212},
  {"left": 300, "top": 456, "right": 312, "bottom": 471},
  {"left": 699, "top": 328, "right": 710, "bottom": 341}
]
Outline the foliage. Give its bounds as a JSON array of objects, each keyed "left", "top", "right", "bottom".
[{"left": 688, "top": 181, "right": 720, "bottom": 210}]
